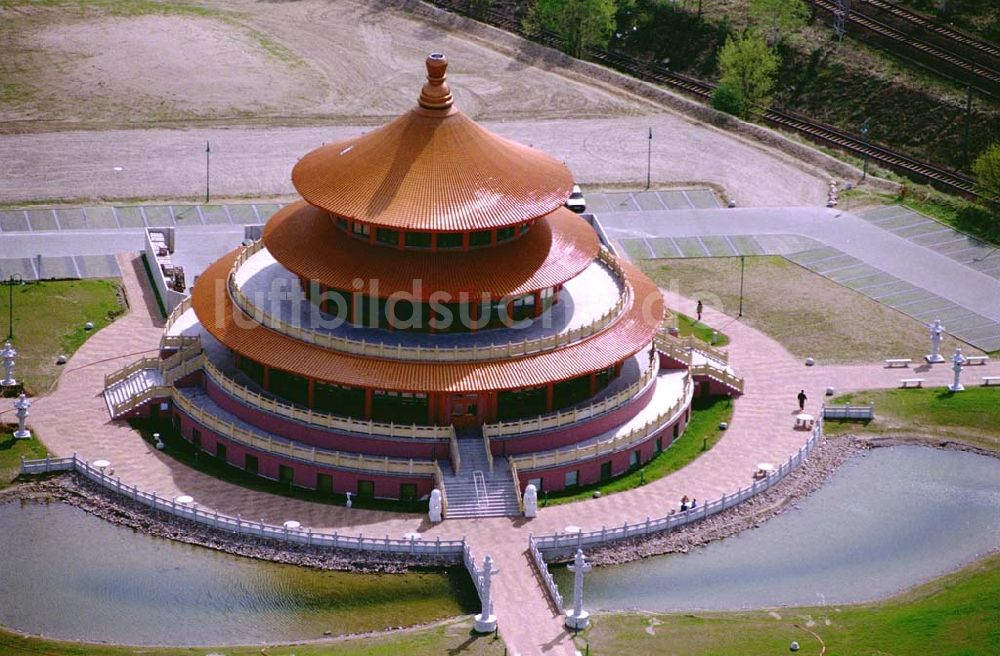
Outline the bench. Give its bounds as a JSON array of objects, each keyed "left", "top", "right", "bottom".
[
  {"left": 983, "top": 376, "right": 1000, "bottom": 387},
  {"left": 966, "top": 355, "right": 990, "bottom": 366},
  {"left": 899, "top": 378, "right": 925, "bottom": 388},
  {"left": 884, "top": 358, "right": 912, "bottom": 368},
  {"left": 823, "top": 405, "right": 874, "bottom": 420}
]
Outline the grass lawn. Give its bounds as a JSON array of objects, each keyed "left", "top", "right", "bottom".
[
  {"left": 131, "top": 418, "right": 429, "bottom": 513},
  {"left": 0, "top": 617, "right": 505, "bottom": 656},
  {"left": 541, "top": 395, "right": 733, "bottom": 506},
  {"left": 824, "top": 387, "right": 1000, "bottom": 453},
  {"left": 673, "top": 311, "right": 729, "bottom": 347},
  {"left": 641, "top": 256, "right": 977, "bottom": 364},
  {"left": 0, "top": 278, "right": 123, "bottom": 395},
  {"left": 574, "top": 551, "right": 1000, "bottom": 655},
  {"left": 0, "top": 428, "right": 49, "bottom": 488}
]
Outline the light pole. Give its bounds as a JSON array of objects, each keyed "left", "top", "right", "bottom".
[
  {"left": 4, "top": 273, "right": 23, "bottom": 340},
  {"left": 205, "top": 141, "right": 211, "bottom": 204},
  {"left": 646, "top": 127, "right": 652, "bottom": 190},
  {"left": 738, "top": 255, "right": 745, "bottom": 318},
  {"left": 860, "top": 120, "right": 870, "bottom": 182}
]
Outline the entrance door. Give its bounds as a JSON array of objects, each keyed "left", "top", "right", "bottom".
[{"left": 449, "top": 393, "right": 481, "bottom": 429}]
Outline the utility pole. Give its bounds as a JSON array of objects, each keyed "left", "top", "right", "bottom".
[
  {"left": 738, "top": 255, "right": 745, "bottom": 318},
  {"left": 833, "top": 0, "right": 850, "bottom": 40},
  {"left": 646, "top": 128, "right": 652, "bottom": 190},
  {"left": 205, "top": 141, "right": 211, "bottom": 204}
]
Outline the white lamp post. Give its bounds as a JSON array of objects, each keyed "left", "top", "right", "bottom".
[
  {"left": 949, "top": 347, "right": 967, "bottom": 392},
  {"left": 13, "top": 392, "right": 31, "bottom": 439},
  {"left": 1, "top": 341, "right": 16, "bottom": 386},
  {"left": 565, "top": 548, "right": 593, "bottom": 630}
]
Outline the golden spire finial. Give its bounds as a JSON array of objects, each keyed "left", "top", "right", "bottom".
[{"left": 418, "top": 53, "right": 453, "bottom": 110}]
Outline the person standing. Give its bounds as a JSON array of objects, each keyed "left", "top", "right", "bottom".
[
  {"left": 797, "top": 389, "right": 807, "bottom": 411},
  {"left": 696, "top": 300, "right": 703, "bottom": 322}
]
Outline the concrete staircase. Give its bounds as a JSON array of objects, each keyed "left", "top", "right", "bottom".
[
  {"left": 442, "top": 434, "right": 521, "bottom": 519},
  {"left": 103, "top": 368, "right": 163, "bottom": 418}
]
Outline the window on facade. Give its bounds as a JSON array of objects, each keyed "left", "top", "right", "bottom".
[
  {"left": 245, "top": 454, "right": 259, "bottom": 474},
  {"left": 600, "top": 461, "right": 612, "bottom": 481},
  {"left": 404, "top": 231, "right": 432, "bottom": 248},
  {"left": 528, "top": 478, "right": 542, "bottom": 492},
  {"left": 630, "top": 450, "right": 641, "bottom": 468},
  {"left": 400, "top": 483, "right": 418, "bottom": 502},
  {"left": 437, "top": 232, "right": 463, "bottom": 249},
  {"left": 313, "top": 382, "right": 364, "bottom": 417},
  {"left": 215, "top": 442, "right": 227, "bottom": 461},
  {"left": 237, "top": 356, "right": 265, "bottom": 387},
  {"left": 497, "top": 226, "right": 515, "bottom": 242},
  {"left": 564, "top": 470, "right": 579, "bottom": 488},
  {"left": 519, "top": 222, "right": 531, "bottom": 235},
  {"left": 656, "top": 437, "right": 663, "bottom": 452},
  {"left": 316, "top": 473, "right": 333, "bottom": 493},
  {"left": 269, "top": 369, "right": 309, "bottom": 406},
  {"left": 376, "top": 227, "right": 399, "bottom": 246},
  {"left": 335, "top": 216, "right": 348, "bottom": 230},
  {"left": 469, "top": 230, "right": 492, "bottom": 247},
  {"left": 357, "top": 480, "right": 375, "bottom": 498},
  {"left": 279, "top": 464, "right": 294, "bottom": 484},
  {"left": 191, "top": 428, "right": 201, "bottom": 450},
  {"left": 351, "top": 222, "right": 370, "bottom": 236},
  {"left": 498, "top": 386, "right": 547, "bottom": 420},
  {"left": 372, "top": 390, "right": 429, "bottom": 425}
]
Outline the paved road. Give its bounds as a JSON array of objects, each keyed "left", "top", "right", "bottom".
[{"left": 597, "top": 202, "right": 1000, "bottom": 352}]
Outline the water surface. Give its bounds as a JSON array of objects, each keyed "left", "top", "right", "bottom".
[
  {"left": 554, "top": 446, "right": 1000, "bottom": 610},
  {"left": 0, "top": 500, "right": 472, "bottom": 645}
]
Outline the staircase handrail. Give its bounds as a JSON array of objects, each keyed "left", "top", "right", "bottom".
[
  {"left": 104, "top": 357, "right": 161, "bottom": 388},
  {"left": 227, "top": 241, "right": 629, "bottom": 363},
  {"left": 110, "top": 384, "right": 172, "bottom": 417},
  {"left": 202, "top": 359, "right": 452, "bottom": 441},
  {"left": 159, "top": 334, "right": 201, "bottom": 351},
  {"left": 162, "top": 295, "right": 193, "bottom": 335},
  {"left": 172, "top": 391, "right": 436, "bottom": 476},
  {"left": 449, "top": 432, "right": 461, "bottom": 475},
  {"left": 482, "top": 432, "right": 494, "bottom": 473},
  {"left": 689, "top": 362, "right": 745, "bottom": 394},
  {"left": 509, "top": 457, "right": 524, "bottom": 514},
  {"left": 510, "top": 375, "right": 692, "bottom": 471},
  {"left": 657, "top": 329, "right": 728, "bottom": 365},
  {"left": 483, "top": 353, "right": 659, "bottom": 438},
  {"left": 433, "top": 460, "right": 449, "bottom": 518}
]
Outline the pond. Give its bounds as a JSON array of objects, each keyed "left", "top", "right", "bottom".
[
  {"left": 554, "top": 446, "right": 1000, "bottom": 611},
  {"left": 0, "top": 500, "right": 474, "bottom": 645}
]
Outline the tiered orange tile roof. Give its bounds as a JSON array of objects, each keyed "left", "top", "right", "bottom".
[
  {"left": 191, "top": 249, "right": 663, "bottom": 393},
  {"left": 263, "top": 201, "right": 598, "bottom": 299},
  {"left": 291, "top": 54, "right": 574, "bottom": 232}
]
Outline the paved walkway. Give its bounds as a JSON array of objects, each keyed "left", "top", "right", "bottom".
[
  {"left": 602, "top": 205, "right": 1000, "bottom": 352},
  {"left": 13, "top": 252, "right": 996, "bottom": 654}
]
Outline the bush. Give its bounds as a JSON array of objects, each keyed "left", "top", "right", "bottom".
[{"left": 711, "top": 83, "right": 745, "bottom": 117}]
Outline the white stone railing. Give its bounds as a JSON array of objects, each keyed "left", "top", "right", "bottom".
[
  {"left": 162, "top": 295, "right": 193, "bottom": 335},
  {"left": 109, "top": 384, "right": 173, "bottom": 418},
  {"left": 171, "top": 391, "right": 437, "bottom": 477},
  {"left": 509, "top": 457, "right": 524, "bottom": 514},
  {"left": 483, "top": 354, "right": 660, "bottom": 439},
  {"left": 689, "top": 362, "right": 745, "bottom": 394},
  {"left": 202, "top": 359, "right": 454, "bottom": 442},
  {"left": 449, "top": 433, "right": 461, "bottom": 475},
  {"left": 482, "top": 433, "right": 494, "bottom": 473},
  {"left": 528, "top": 534, "right": 564, "bottom": 610},
  {"left": 655, "top": 330, "right": 729, "bottom": 366},
  {"left": 20, "top": 454, "right": 463, "bottom": 559},
  {"left": 531, "top": 418, "right": 824, "bottom": 557},
  {"left": 509, "top": 375, "right": 692, "bottom": 472},
  {"left": 227, "top": 240, "right": 629, "bottom": 363},
  {"left": 433, "top": 461, "right": 449, "bottom": 518},
  {"left": 160, "top": 334, "right": 200, "bottom": 351},
  {"left": 104, "top": 357, "right": 161, "bottom": 388}
]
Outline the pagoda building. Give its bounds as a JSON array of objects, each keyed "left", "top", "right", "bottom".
[{"left": 106, "top": 55, "right": 741, "bottom": 517}]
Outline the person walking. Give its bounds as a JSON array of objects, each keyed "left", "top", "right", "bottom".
[
  {"left": 797, "top": 389, "right": 807, "bottom": 411},
  {"left": 696, "top": 300, "right": 703, "bottom": 322}
]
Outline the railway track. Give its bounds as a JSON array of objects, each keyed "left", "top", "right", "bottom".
[
  {"left": 862, "top": 0, "right": 1000, "bottom": 63},
  {"left": 814, "top": 0, "right": 1000, "bottom": 93},
  {"left": 425, "top": 0, "right": 977, "bottom": 196}
]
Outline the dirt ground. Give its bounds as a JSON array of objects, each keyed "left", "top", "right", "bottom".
[{"left": 0, "top": 0, "right": 831, "bottom": 206}]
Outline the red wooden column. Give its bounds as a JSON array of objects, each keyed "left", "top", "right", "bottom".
[
  {"left": 545, "top": 383, "right": 554, "bottom": 412},
  {"left": 427, "top": 393, "right": 436, "bottom": 424},
  {"left": 486, "top": 391, "right": 498, "bottom": 423},
  {"left": 262, "top": 365, "right": 271, "bottom": 390},
  {"left": 589, "top": 372, "right": 597, "bottom": 396},
  {"left": 307, "top": 379, "right": 316, "bottom": 408},
  {"left": 363, "top": 388, "right": 373, "bottom": 419},
  {"left": 533, "top": 290, "right": 543, "bottom": 318}
]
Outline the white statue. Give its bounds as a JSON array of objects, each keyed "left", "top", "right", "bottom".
[
  {"left": 925, "top": 319, "right": 945, "bottom": 363},
  {"left": 523, "top": 483, "right": 538, "bottom": 518},
  {"left": 565, "top": 548, "right": 592, "bottom": 630},
  {"left": 429, "top": 488, "right": 443, "bottom": 523},
  {"left": 949, "top": 347, "right": 967, "bottom": 392},
  {"left": 473, "top": 554, "right": 500, "bottom": 633},
  {"left": 13, "top": 392, "right": 31, "bottom": 439},
  {"left": 1, "top": 341, "right": 16, "bottom": 386}
]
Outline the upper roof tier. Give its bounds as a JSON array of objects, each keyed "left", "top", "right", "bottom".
[{"left": 291, "top": 53, "right": 575, "bottom": 232}]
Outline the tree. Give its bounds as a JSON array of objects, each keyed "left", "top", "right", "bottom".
[
  {"left": 972, "top": 143, "right": 1000, "bottom": 203},
  {"left": 748, "top": 0, "right": 809, "bottom": 44},
  {"left": 716, "top": 32, "right": 780, "bottom": 121},
  {"left": 525, "top": 0, "right": 618, "bottom": 58}
]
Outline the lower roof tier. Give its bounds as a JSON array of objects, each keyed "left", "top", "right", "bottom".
[
  {"left": 263, "top": 201, "right": 598, "bottom": 300},
  {"left": 190, "top": 247, "right": 665, "bottom": 394}
]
